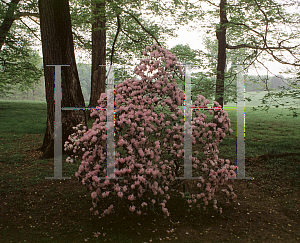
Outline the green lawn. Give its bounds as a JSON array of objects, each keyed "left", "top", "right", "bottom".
[{"left": 0, "top": 97, "right": 299, "bottom": 242}]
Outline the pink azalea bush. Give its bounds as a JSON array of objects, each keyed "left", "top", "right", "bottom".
[{"left": 64, "top": 44, "right": 237, "bottom": 218}]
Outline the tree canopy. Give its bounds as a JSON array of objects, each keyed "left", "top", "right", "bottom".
[
  {"left": 0, "top": 0, "right": 42, "bottom": 97},
  {"left": 197, "top": 0, "right": 300, "bottom": 116},
  {"left": 1, "top": 0, "right": 299, "bottom": 116}
]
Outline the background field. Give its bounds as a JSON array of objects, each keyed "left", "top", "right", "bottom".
[{"left": 0, "top": 95, "right": 299, "bottom": 242}]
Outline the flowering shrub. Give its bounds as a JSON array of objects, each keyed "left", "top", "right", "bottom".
[{"left": 65, "top": 44, "right": 237, "bottom": 218}]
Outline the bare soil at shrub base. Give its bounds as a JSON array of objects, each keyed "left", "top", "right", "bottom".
[{"left": 0, "top": 132, "right": 299, "bottom": 243}]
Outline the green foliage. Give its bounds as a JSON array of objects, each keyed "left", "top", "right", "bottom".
[
  {"left": 169, "top": 44, "right": 203, "bottom": 97},
  {"left": 67, "top": 0, "right": 202, "bottom": 93},
  {"left": 69, "top": 0, "right": 201, "bottom": 65},
  {"left": 0, "top": 45, "right": 43, "bottom": 96},
  {"left": 179, "top": 38, "right": 238, "bottom": 104},
  {"left": 77, "top": 63, "right": 91, "bottom": 101},
  {"left": 170, "top": 44, "right": 202, "bottom": 67},
  {"left": 76, "top": 63, "right": 137, "bottom": 102},
  {"left": 0, "top": 0, "right": 42, "bottom": 97},
  {"left": 200, "top": 0, "right": 300, "bottom": 115}
]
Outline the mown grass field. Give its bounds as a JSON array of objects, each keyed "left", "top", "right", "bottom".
[{"left": 0, "top": 94, "right": 299, "bottom": 242}]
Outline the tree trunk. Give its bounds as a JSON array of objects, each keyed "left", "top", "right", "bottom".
[
  {"left": 214, "top": 0, "right": 227, "bottom": 128},
  {"left": 88, "top": 0, "right": 106, "bottom": 111},
  {"left": 38, "top": 0, "right": 86, "bottom": 159},
  {"left": 0, "top": 0, "right": 20, "bottom": 51}
]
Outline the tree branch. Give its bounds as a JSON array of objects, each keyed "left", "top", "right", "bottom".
[
  {"left": 275, "top": 5, "right": 286, "bottom": 22},
  {"left": 227, "top": 43, "right": 300, "bottom": 66},
  {"left": 266, "top": 48, "right": 300, "bottom": 66},
  {"left": 253, "top": 0, "right": 268, "bottom": 48},
  {"left": 72, "top": 31, "right": 86, "bottom": 46},
  {"left": 122, "top": 9, "right": 162, "bottom": 47},
  {"left": 203, "top": 0, "right": 219, "bottom": 7},
  {"left": 227, "top": 21, "right": 264, "bottom": 38},
  {"left": 226, "top": 43, "right": 300, "bottom": 50},
  {"left": 19, "top": 18, "right": 40, "bottom": 41},
  {"left": 244, "top": 50, "right": 263, "bottom": 72},
  {"left": 284, "top": 46, "right": 300, "bottom": 62},
  {"left": 0, "top": 0, "right": 20, "bottom": 50},
  {"left": 110, "top": 13, "right": 121, "bottom": 65},
  {"left": 106, "top": 13, "right": 121, "bottom": 79},
  {"left": 275, "top": 4, "right": 298, "bottom": 24},
  {"left": 14, "top": 12, "right": 40, "bottom": 20},
  {"left": 256, "top": 58, "right": 291, "bottom": 87},
  {"left": 121, "top": 29, "right": 140, "bottom": 43},
  {"left": 253, "top": 59, "right": 294, "bottom": 108},
  {"left": 1, "top": 0, "right": 9, "bottom": 6},
  {"left": 27, "top": 15, "right": 40, "bottom": 25}
]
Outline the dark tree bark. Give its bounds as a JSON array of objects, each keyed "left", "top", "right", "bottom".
[
  {"left": 214, "top": 0, "right": 228, "bottom": 128},
  {"left": 0, "top": 0, "right": 20, "bottom": 51},
  {"left": 38, "top": 0, "right": 86, "bottom": 159},
  {"left": 88, "top": 0, "right": 106, "bottom": 110}
]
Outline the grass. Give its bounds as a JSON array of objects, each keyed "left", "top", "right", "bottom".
[{"left": 0, "top": 97, "right": 300, "bottom": 242}]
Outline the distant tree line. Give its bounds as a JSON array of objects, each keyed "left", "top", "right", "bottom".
[{"left": 0, "top": 63, "right": 295, "bottom": 102}]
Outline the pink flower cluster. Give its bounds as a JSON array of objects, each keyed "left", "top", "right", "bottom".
[{"left": 65, "top": 44, "right": 237, "bottom": 218}]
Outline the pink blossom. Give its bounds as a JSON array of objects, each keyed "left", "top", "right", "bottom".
[
  {"left": 118, "top": 139, "right": 125, "bottom": 146},
  {"left": 128, "top": 194, "right": 135, "bottom": 201},
  {"left": 66, "top": 44, "right": 236, "bottom": 219},
  {"left": 129, "top": 206, "right": 136, "bottom": 212},
  {"left": 91, "top": 191, "right": 97, "bottom": 199},
  {"left": 141, "top": 202, "right": 148, "bottom": 207}
]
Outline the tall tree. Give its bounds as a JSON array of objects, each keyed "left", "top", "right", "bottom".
[
  {"left": 200, "top": 0, "right": 300, "bottom": 117},
  {"left": 215, "top": 0, "right": 227, "bottom": 110},
  {"left": 38, "top": 0, "right": 86, "bottom": 159},
  {"left": 69, "top": 0, "right": 201, "bottom": 111},
  {"left": 89, "top": 0, "right": 106, "bottom": 108},
  {"left": 0, "top": 0, "right": 42, "bottom": 96},
  {"left": 201, "top": 35, "right": 248, "bottom": 104}
]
